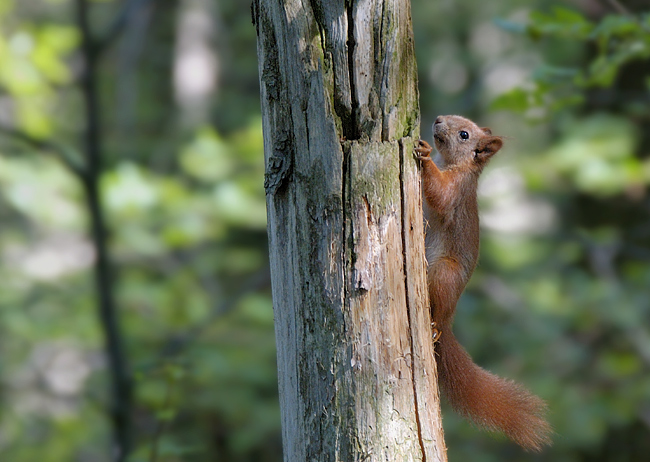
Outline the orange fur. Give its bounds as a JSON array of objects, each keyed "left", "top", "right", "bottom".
[{"left": 416, "top": 115, "right": 552, "bottom": 451}]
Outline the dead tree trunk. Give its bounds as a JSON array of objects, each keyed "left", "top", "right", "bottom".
[{"left": 253, "top": 0, "right": 447, "bottom": 460}]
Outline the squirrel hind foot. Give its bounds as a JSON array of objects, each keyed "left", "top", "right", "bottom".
[{"left": 431, "top": 322, "right": 442, "bottom": 343}]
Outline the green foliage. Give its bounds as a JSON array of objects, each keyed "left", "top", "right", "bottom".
[
  {"left": 527, "top": 7, "right": 595, "bottom": 39},
  {"left": 493, "top": 8, "right": 650, "bottom": 116},
  {"left": 542, "top": 114, "right": 649, "bottom": 196},
  {"left": 1, "top": 0, "right": 649, "bottom": 461},
  {"left": 0, "top": 113, "right": 272, "bottom": 461},
  {"left": 0, "top": 13, "right": 79, "bottom": 136},
  {"left": 0, "top": 1, "right": 272, "bottom": 457},
  {"left": 414, "top": 0, "right": 650, "bottom": 459}
]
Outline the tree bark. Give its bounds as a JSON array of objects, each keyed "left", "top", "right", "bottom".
[{"left": 253, "top": 1, "right": 447, "bottom": 460}]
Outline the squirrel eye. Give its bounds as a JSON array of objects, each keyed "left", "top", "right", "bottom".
[{"left": 459, "top": 131, "right": 469, "bottom": 140}]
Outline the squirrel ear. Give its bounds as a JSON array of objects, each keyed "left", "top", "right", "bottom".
[
  {"left": 481, "top": 127, "right": 492, "bottom": 135},
  {"left": 474, "top": 136, "right": 503, "bottom": 162}
]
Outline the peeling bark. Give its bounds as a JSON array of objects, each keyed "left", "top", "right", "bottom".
[{"left": 254, "top": 0, "right": 447, "bottom": 460}]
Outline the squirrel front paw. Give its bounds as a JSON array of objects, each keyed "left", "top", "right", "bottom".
[{"left": 415, "top": 140, "right": 433, "bottom": 160}]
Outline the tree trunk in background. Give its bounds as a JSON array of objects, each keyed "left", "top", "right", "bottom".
[{"left": 253, "top": 0, "right": 447, "bottom": 460}]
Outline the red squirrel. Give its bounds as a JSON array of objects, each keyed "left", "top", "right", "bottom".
[{"left": 415, "top": 115, "right": 552, "bottom": 451}]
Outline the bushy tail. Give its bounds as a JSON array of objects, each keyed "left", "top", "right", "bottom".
[{"left": 436, "top": 327, "right": 552, "bottom": 451}]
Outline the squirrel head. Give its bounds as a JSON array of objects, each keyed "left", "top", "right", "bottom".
[{"left": 432, "top": 115, "right": 503, "bottom": 170}]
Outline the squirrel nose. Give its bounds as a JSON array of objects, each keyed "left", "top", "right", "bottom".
[{"left": 434, "top": 116, "right": 443, "bottom": 125}]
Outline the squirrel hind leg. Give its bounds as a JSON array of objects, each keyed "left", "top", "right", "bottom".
[{"left": 428, "top": 258, "right": 467, "bottom": 328}]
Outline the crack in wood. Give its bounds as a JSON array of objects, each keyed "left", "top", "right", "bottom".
[
  {"left": 264, "top": 129, "right": 293, "bottom": 195},
  {"left": 346, "top": 2, "right": 359, "bottom": 140},
  {"left": 399, "top": 137, "right": 427, "bottom": 461}
]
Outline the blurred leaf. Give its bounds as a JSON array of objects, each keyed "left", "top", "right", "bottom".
[
  {"left": 164, "top": 363, "right": 186, "bottom": 382},
  {"left": 491, "top": 87, "right": 530, "bottom": 112},
  {"left": 156, "top": 409, "right": 177, "bottom": 422},
  {"left": 213, "top": 181, "right": 267, "bottom": 228},
  {"left": 493, "top": 17, "right": 526, "bottom": 34},
  {"left": 103, "top": 163, "right": 159, "bottom": 214},
  {"left": 0, "top": 0, "right": 14, "bottom": 16},
  {"left": 527, "top": 7, "right": 594, "bottom": 40},
  {"left": 0, "top": 55, "right": 44, "bottom": 95},
  {"left": 180, "top": 127, "right": 235, "bottom": 182},
  {"left": 599, "top": 351, "right": 642, "bottom": 379},
  {"left": 532, "top": 65, "right": 579, "bottom": 83},
  {"left": 238, "top": 294, "right": 273, "bottom": 326},
  {"left": 543, "top": 114, "right": 641, "bottom": 195},
  {"left": 591, "top": 15, "right": 642, "bottom": 48}
]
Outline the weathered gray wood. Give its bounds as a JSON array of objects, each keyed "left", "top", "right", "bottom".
[
  {"left": 253, "top": 0, "right": 447, "bottom": 460},
  {"left": 400, "top": 140, "right": 448, "bottom": 459}
]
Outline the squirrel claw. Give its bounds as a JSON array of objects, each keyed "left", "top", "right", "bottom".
[
  {"left": 415, "top": 139, "right": 433, "bottom": 158},
  {"left": 431, "top": 322, "right": 442, "bottom": 343}
]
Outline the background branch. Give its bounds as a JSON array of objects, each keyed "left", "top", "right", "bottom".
[
  {"left": 75, "top": 0, "right": 133, "bottom": 460},
  {"left": 0, "top": 125, "right": 86, "bottom": 178},
  {"left": 603, "top": 0, "right": 631, "bottom": 15},
  {"left": 95, "top": 0, "right": 155, "bottom": 56}
]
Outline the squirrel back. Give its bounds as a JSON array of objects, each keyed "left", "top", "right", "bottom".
[{"left": 416, "top": 115, "right": 552, "bottom": 451}]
